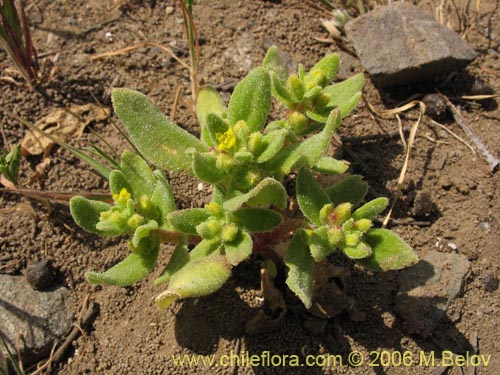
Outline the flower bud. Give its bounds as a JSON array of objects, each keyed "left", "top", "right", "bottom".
[
  {"left": 205, "top": 202, "right": 223, "bottom": 217},
  {"left": 344, "top": 232, "right": 361, "bottom": 247},
  {"left": 319, "top": 203, "right": 334, "bottom": 225},
  {"left": 327, "top": 226, "right": 343, "bottom": 247},
  {"left": 248, "top": 132, "right": 262, "bottom": 154},
  {"left": 113, "top": 188, "right": 131, "bottom": 206},
  {"left": 288, "top": 74, "right": 305, "bottom": 100},
  {"left": 221, "top": 223, "right": 239, "bottom": 243},
  {"left": 353, "top": 218, "right": 372, "bottom": 233},
  {"left": 127, "top": 213, "right": 145, "bottom": 229},
  {"left": 330, "top": 202, "right": 352, "bottom": 225},
  {"left": 196, "top": 219, "right": 221, "bottom": 239},
  {"left": 288, "top": 111, "right": 309, "bottom": 133}
]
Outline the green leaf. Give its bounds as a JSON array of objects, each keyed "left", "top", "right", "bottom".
[
  {"left": 168, "top": 208, "right": 210, "bottom": 235},
  {"left": 190, "top": 238, "right": 222, "bottom": 260},
  {"left": 337, "top": 92, "right": 362, "bottom": 119},
  {"left": 120, "top": 151, "right": 156, "bottom": 199},
  {"left": 343, "top": 241, "right": 372, "bottom": 259},
  {"left": 205, "top": 113, "right": 229, "bottom": 146},
  {"left": 196, "top": 86, "right": 226, "bottom": 146},
  {"left": 262, "top": 45, "right": 289, "bottom": 84},
  {"left": 151, "top": 170, "right": 176, "bottom": 227},
  {"left": 352, "top": 197, "right": 389, "bottom": 220},
  {"left": 255, "top": 129, "right": 289, "bottom": 163},
  {"left": 131, "top": 220, "right": 159, "bottom": 248},
  {"left": 155, "top": 256, "right": 231, "bottom": 309},
  {"left": 285, "top": 229, "right": 314, "bottom": 308},
  {"left": 70, "top": 196, "right": 111, "bottom": 235},
  {"left": 224, "top": 229, "right": 253, "bottom": 266},
  {"left": 112, "top": 88, "right": 207, "bottom": 172},
  {"left": 326, "top": 175, "right": 368, "bottom": 207},
  {"left": 309, "top": 226, "right": 334, "bottom": 262},
  {"left": 305, "top": 54, "right": 340, "bottom": 87},
  {"left": 191, "top": 151, "right": 226, "bottom": 183},
  {"left": 270, "top": 75, "right": 296, "bottom": 106},
  {"left": 313, "top": 156, "right": 349, "bottom": 175},
  {"left": 231, "top": 208, "right": 283, "bottom": 233},
  {"left": 223, "top": 177, "right": 288, "bottom": 211},
  {"left": 323, "top": 73, "right": 364, "bottom": 113},
  {"left": 86, "top": 236, "right": 160, "bottom": 286},
  {"left": 227, "top": 67, "right": 271, "bottom": 132},
  {"left": 296, "top": 168, "right": 331, "bottom": 226},
  {"left": 356, "top": 229, "right": 418, "bottom": 271},
  {"left": 155, "top": 244, "right": 190, "bottom": 285},
  {"left": 266, "top": 108, "right": 341, "bottom": 176},
  {"left": 109, "top": 170, "right": 132, "bottom": 196}
]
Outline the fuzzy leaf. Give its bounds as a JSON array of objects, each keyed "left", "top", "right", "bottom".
[
  {"left": 205, "top": 113, "right": 229, "bottom": 146},
  {"left": 255, "top": 129, "right": 288, "bottom": 163},
  {"left": 151, "top": 170, "right": 176, "bottom": 227},
  {"left": 109, "top": 170, "right": 132, "bottom": 196},
  {"left": 224, "top": 229, "right": 252, "bottom": 266},
  {"left": 155, "top": 256, "right": 231, "bottom": 309},
  {"left": 352, "top": 197, "right": 389, "bottom": 220},
  {"left": 223, "top": 177, "right": 287, "bottom": 211},
  {"left": 227, "top": 67, "right": 271, "bottom": 132},
  {"left": 196, "top": 86, "right": 226, "bottom": 146},
  {"left": 323, "top": 73, "right": 364, "bottom": 110},
  {"left": 297, "top": 168, "right": 331, "bottom": 226},
  {"left": 266, "top": 108, "right": 341, "bottom": 176},
  {"left": 131, "top": 220, "right": 159, "bottom": 248},
  {"left": 112, "top": 88, "right": 207, "bottom": 172},
  {"left": 313, "top": 156, "right": 349, "bottom": 175},
  {"left": 155, "top": 244, "right": 190, "bottom": 285},
  {"left": 191, "top": 152, "right": 226, "bottom": 183},
  {"left": 326, "top": 175, "right": 368, "bottom": 207},
  {"left": 190, "top": 239, "right": 222, "bottom": 260},
  {"left": 262, "top": 45, "right": 289, "bottom": 84},
  {"left": 343, "top": 241, "right": 372, "bottom": 259},
  {"left": 356, "top": 229, "right": 418, "bottom": 271},
  {"left": 285, "top": 229, "right": 314, "bottom": 308},
  {"left": 305, "top": 54, "right": 340, "bottom": 86},
  {"left": 70, "top": 196, "right": 111, "bottom": 235},
  {"left": 309, "top": 226, "right": 334, "bottom": 261},
  {"left": 231, "top": 208, "right": 283, "bottom": 233},
  {"left": 270, "top": 75, "right": 296, "bottom": 106},
  {"left": 120, "top": 151, "right": 156, "bottom": 199},
  {"left": 86, "top": 236, "right": 160, "bottom": 286},
  {"left": 168, "top": 208, "right": 210, "bottom": 235}
]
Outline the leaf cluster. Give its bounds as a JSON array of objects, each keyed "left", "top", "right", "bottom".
[{"left": 70, "top": 47, "right": 418, "bottom": 309}]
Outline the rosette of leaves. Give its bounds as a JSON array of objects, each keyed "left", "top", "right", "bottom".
[
  {"left": 262, "top": 46, "right": 364, "bottom": 135},
  {"left": 155, "top": 178, "right": 288, "bottom": 309},
  {"left": 70, "top": 151, "right": 176, "bottom": 286},
  {"left": 285, "top": 168, "right": 419, "bottom": 308}
]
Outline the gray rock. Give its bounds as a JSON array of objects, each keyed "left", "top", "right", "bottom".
[
  {"left": 395, "top": 250, "right": 470, "bottom": 337},
  {"left": 345, "top": 3, "right": 477, "bottom": 87},
  {"left": 0, "top": 275, "right": 73, "bottom": 366}
]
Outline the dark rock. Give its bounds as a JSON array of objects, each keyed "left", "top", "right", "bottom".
[
  {"left": 25, "top": 259, "right": 55, "bottom": 291},
  {"left": 470, "top": 77, "right": 494, "bottom": 95},
  {"left": 423, "top": 93, "right": 448, "bottom": 121},
  {"left": 345, "top": 3, "right": 477, "bottom": 87},
  {"left": 480, "top": 273, "right": 499, "bottom": 292},
  {"left": 0, "top": 275, "right": 73, "bottom": 366},
  {"left": 411, "top": 191, "right": 438, "bottom": 219},
  {"left": 395, "top": 250, "right": 470, "bottom": 337}
]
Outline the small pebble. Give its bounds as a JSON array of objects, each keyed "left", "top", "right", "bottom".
[
  {"left": 165, "top": 6, "right": 175, "bottom": 15},
  {"left": 411, "top": 191, "right": 436, "bottom": 219},
  {"left": 478, "top": 221, "right": 490, "bottom": 231},
  {"left": 423, "top": 93, "right": 448, "bottom": 121},
  {"left": 481, "top": 273, "right": 499, "bottom": 292},
  {"left": 25, "top": 259, "right": 55, "bottom": 291}
]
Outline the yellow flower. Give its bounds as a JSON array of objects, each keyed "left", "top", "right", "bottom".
[
  {"left": 216, "top": 127, "right": 236, "bottom": 152},
  {"left": 113, "top": 188, "right": 131, "bottom": 206}
]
